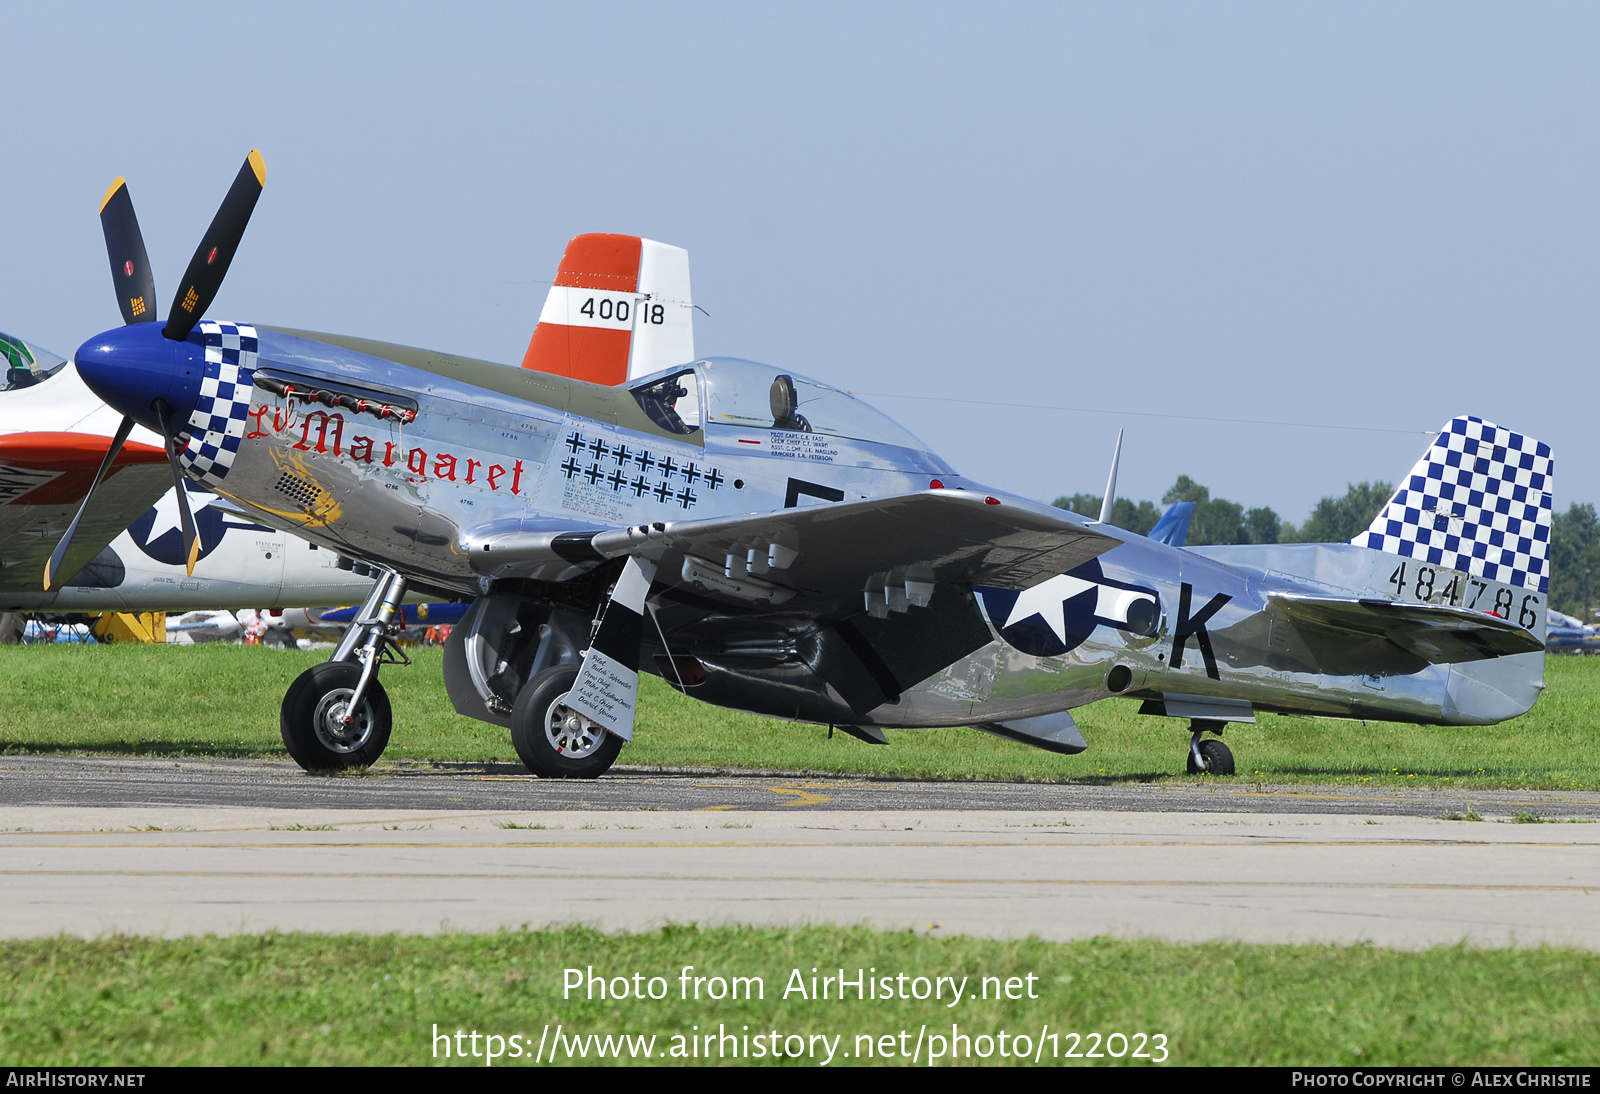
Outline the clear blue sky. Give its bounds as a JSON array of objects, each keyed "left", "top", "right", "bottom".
[{"left": 6, "top": 3, "right": 1598, "bottom": 524}]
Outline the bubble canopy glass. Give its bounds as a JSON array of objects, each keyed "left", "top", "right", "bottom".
[{"left": 637, "top": 357, "right": 933, "bottom": 455}]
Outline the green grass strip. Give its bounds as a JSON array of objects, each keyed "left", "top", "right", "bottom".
[
  {"left": 2, "top": 645, "right": 1599, "bottom": 789},
  {"left": 1, "top": 928, "right": 1597, "bottom": 1066}
]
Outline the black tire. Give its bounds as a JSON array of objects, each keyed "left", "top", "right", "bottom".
[
  {"left": 280, "top": 662, "right": 393, "bottom": 772},
  {"left": 510, "top": 665, "right": 624, "bottom": 779},
  {"left": 1197, "top": 738, "right": 1235, "bottom": 776}
]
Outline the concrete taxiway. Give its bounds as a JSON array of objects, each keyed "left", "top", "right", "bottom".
[{"left": 1, "top": 756, "right": 1597, "bottom": 948}]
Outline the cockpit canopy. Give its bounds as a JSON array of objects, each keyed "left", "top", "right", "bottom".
[
  {"left": 0, "top": 331, "right": 66, "bottom": 392},
  {"left": 629, "top": 357, "right": 934, "bottom": 455}
]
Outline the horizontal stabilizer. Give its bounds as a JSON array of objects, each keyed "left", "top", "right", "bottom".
[{"left": 1267, "top": 593, "right": 1544, "bottom": 670}]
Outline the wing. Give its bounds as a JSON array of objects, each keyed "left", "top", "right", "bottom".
[
  {"left": 464, "top": 490, "right": 1121, "bottom": 715},
  {"left": 0, "top": 432, "right": 172, "bottom": 599},
  {"left": 1263, "top": 593, "right": 1543, "bottom": 676},
  {"left": 468, "top": 489, "right": 1121, "bottom": 613}
]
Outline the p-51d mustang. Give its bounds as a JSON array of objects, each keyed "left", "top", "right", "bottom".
[{"left": 55, "top": 153, "right": 1551, "bottom": 776}]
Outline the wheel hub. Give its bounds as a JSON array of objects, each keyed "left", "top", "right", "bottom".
[
  {"left": 313, "top": 688, "right": 373, "bottom": 754},
  {"left": 545, "top": 695, "right": 607, "bottom": 758}
]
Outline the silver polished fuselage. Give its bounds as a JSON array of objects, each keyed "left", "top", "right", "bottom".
[
  {"left": 894, "top": 537, "right": 1543, "bottom": 729},
  {"left": 191, "top": 327, "right": 1543, "bottom": 733}
]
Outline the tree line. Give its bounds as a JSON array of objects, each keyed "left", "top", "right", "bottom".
[{"left": 1055, "top": 478, "right": 1600, "bottom": 621}]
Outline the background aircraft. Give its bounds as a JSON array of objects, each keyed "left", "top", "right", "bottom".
[
  {"left": 1146, "top": 502, "right": 1194, "bottom": 548},
  {"left": 520, "top": 234, "right": 694, "bottom": 385},
  {"left": 1545, "top": 609, "right": 1600, "bottom": 654},
  {"left": 58, "top": 153, "right": 1551, "bottom": 783}
]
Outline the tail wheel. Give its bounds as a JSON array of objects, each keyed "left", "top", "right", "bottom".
[
  {"left": 281, "top": 661, "right": 392, "bottom": 772},
  {"left": 1186, "top": 737, "right": 1235, "bottom": 776},
  {"left": 510, "top": 664, "right": 625, "bottom": 779}
]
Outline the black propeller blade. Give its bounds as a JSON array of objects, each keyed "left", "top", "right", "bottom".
[
  {"left": 153, "top": 399, "right": 202, "bottom": 575},
  {"left": 43, "top": 415, "right": 136, "bottom": 590},
  {"left": 98, "top": 178, "right": 158, "bottom": 326},
  {"left": 164, "top": 150, "right": 266, "bottom": 342},
  {"left": 47, "top": 151, "right": 264, "bottom": 588}
]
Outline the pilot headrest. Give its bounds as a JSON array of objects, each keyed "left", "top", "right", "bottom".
[{"left": 770, "top": 374, "right": 798, "bottom": 422}]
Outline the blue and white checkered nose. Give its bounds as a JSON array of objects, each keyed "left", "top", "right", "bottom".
[
  {"left": 171, "top": 321, "right": 260, "bottom": 486},
  {"left": 75, "top": 321, "right": 204, "bottom": 435},
  {"left": 77, "top": 320, "right": 261, "bottom": 487}
]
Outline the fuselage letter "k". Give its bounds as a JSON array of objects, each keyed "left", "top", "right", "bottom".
[{"left": 1171, "top": 582, "right": 1231, "bottom": 680}]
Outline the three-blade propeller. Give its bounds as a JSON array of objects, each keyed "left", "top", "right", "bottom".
[{"left": 44, "top": 151, "right": 266, "bottom": 591}]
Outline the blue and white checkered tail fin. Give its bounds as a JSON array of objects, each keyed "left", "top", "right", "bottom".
[{"left": 1352, "top": 416, "right": 1553, "bottom": 594}]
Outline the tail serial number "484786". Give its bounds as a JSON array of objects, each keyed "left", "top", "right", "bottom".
[{"left": 1387, "top": 562, "right": 1540, "bottom": 629}]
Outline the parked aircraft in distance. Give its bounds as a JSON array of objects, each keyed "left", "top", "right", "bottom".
[
  {"left": 168, "top": 603, "right": 465, "bottom": 646},
  {"left": 521, "top": 233, "right": 694, "bottom": 385},
  {"left": 1147, "top": 502, "right": 1193, "bottom": 547},
  {"left": 61, "top": 152, "right": 1552, "bottom": 780},
  {"left": 1545, "top": 609, "right": 1600, "bottom": 654}
]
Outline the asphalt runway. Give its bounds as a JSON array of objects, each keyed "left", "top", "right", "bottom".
[
  {"left": 5, "top": 754, "right": 1600, "bottom": 818},
  {"left": 2, "top": 756, "right": 1598, "bottom": 947}
]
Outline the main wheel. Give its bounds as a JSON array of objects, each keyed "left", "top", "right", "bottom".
[
  {"left": 510, "top": 665, "right": 624, "bottom": 779},
  {"left": 1189, "top": 737, "right": 1235, "bottom": 776},
  {"left": 280, "top": 661, "right": 393, "bottom": 772}
]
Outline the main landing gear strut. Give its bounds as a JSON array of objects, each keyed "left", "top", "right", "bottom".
[
  {"left": 1185, "top": 719, "right": 1235, "bottom": 775},
  {"left": 281, "top": 568, "right": 411, "bottom": 772}
]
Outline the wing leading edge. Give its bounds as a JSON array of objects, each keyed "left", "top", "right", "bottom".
[{"left": 465, "top": 489, "right": 1123, "bottom": 618}]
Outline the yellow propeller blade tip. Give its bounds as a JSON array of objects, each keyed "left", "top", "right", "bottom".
[
  {"left": 42, "top": 564, "right": 53, "bottom": 592},
  {"left": 98, "top": 177, "right": 127, "bottom": 214},
  {"left": 186, "top": 536, "right": 201, "bottom": 576},
  {"left": 247, "top": 150, "right": 266, "bottom": 187}
]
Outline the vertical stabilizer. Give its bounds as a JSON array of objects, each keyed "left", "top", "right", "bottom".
[
  {"left": 520, "top": 234, "right": 694, "bottom": 385},
  {"left": 1148, "top": 501, "right": 1195, "bottom": 547},
  {"left": 1353, "top": 416, "right": 1553, "bottom": 594}
]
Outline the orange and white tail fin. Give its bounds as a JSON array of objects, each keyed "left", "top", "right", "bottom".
[{"left": 520, "top": 234, "right": 694, "bottom": 385}]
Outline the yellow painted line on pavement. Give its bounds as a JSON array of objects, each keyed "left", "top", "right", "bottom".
[{"left": 768, "top": 787, "right": 833, "bottom": 807}]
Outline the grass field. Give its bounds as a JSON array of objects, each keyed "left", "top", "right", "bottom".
[
  {"left": 3, "top": 928, "right": 1597, "bottom": 1066},
  {"left": 1, "top": 645, "right": 1597, "bottom": 789},
  {"left": 5, "top": 650, "right": 1598, "bottom": 1068}
]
